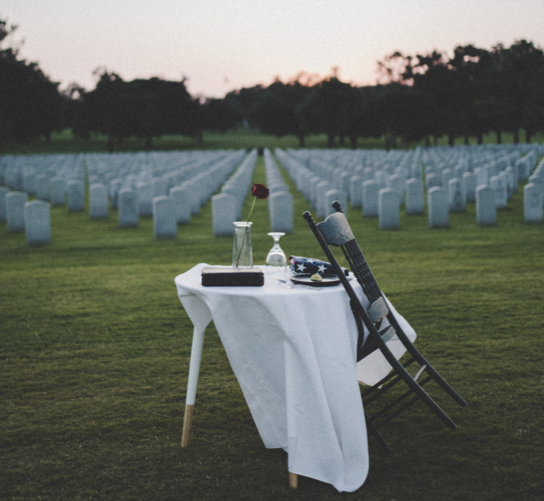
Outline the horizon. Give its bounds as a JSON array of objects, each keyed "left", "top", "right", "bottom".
[{"left": 2, "top": 0, "right": 544, "bottom": 98}]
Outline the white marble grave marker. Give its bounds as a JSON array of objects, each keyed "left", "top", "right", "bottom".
[
  {"left": 448, "top": 178, "right": 465, "bottom": 212},
  {"left": 324, "top": 189, "right": 347, "bottom": 218},
  {"left": 0, "top": 187, "right": 9, "bottom": 222},
  {"left": 118, "top": 188, "right": 139, "bottom": 227},
  {"left": 476, "top": 185, "right": 496, "bottom": 226},
  {"left": 406, "top": 179, "right": 424, "bottom": 215},
  {"left": 67, "top": 180, "right": 85, "bottom": 211},
  {"left": 426, "top": 173, "right": 441, "bottom": 190},
  {"left": 170, "top": 186, "right": 191, "bottom": 224},
  {"left": 379, "top": 188, "right": 399, "bottom": 229},
  {"left": 463, "top": 172, "right": 476, "bottom": 202},
  {"left": 89, "top": 183, "right": 109, "bottom": 218},
  {"left": 36, "top": 175, "right": 50, "bottom": 201},
  {"left": 490, "top": 176, "right": 507, "bottom": 209},
  {"left": 23, "top": 171, "right": 37, "bottom": 195},
  {"left": 428, "top": 187, "right": 449, "bottom": 228},
  {"left": 137, "top": 182, "right": 153, "bottom": 216},
  {"left": 50, "top": 178, "right": 67, "bottom": 206},
  {"left": 24, "top": 200, "right": 51, "bottom": 245},
  {"left": 363, "top": 180, "right": 379, "bottom": 217},
  {"left": 350, "top": 176, "right": 363, "bottom": 208},
  {"left": 388, "top": 174, "right": 405, "bottom": 206},
  {"left": 212, "top": 193, "right": 237, "bottom": 236},
  {"left": 524, "top": 183, "right": 543, "bottom": 223},
  {"left": 6, "top": 191, "right": 28, "bottom": 232},
  {"left": 153, "top": 196, "right": 177, "bottom": 239},
  {"left": 269, "top": 191, "right": 294, "bottom": 233}
]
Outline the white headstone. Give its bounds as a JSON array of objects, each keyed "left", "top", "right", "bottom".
[
  {"left": 463, "top": 172, "right": 477, "bottom": 202},
  {"left": 406, "top": 179, "right": 424, "bottom": 215},
  {"left": 50, "top": 178, "right": 67, "bottom": 206},
  {"left": 137, "top": 182, "right": 153, "bottom": 216},
  {"left": 350, "top": 175, "right": 363, "bottom": 208},
  {"left": 24, "top": 200, "right": 51, "bottom": 245},
  {"left": 89, "top": 183, "right": 108, "bottom": 218},
  {"left": 426, "top": 173, "right": 441, "bottom": 190},
  {"left": 375, "top": 170, "right": 388, "bottom": 190},
  {"left": 269, "top": 191, "right": 294, "bottom": 233},
  {"left": 36, "top": 175, "right": 50, "bottom": 201},
  {"left": 6, "top": 191, "right": 28, "bottom": 232},
  {"left": 153, "top": 196, "right": 177, "bottom": 239},
  {"left": 524, "top": 183, "right": 543, "bottom": 223},
  {"left": 474, "top": 167, "right": 488, "bottom": 188},
  {"left": 448, "top": 178, "right": 465, "bottom": 212},
  {"left": 23, "top": 171, "right": 37, "bottom": 195},
  {"left": 476, "top": 185, "right": 496, "bottom": 226},
  {"left": 0, "top": 187, "right": 9, "bottom": 222},
  {"left": 490, "top": 176, "right": 507, "bottom": 209},
  {"left": 170, "top": 186, "right": 192, "bottom": 224},
  {"left": 324, "top": 189, "right": 347, "bottom": 218},
  {"left": 500, "top": 170, "right": 514, "bottom": 199},
  {"left": 118, "top": 188, "right": 139, "bottom": 227},
  {"left": 212, "top": 193, "right": 237, "bottom": 236},
  {"left": 428, "top": 187, "right": 449, "bottom": 228},
  {"left": 442, "top": 168, "right": 453, "bottom": 189},
  {"left": 316, "top": 181, "right": 332, "bottom": 218},
  {"left": 363, "top": 180, "right": 379, "bottom": 217},
  {"left": 67, "top": 180, "right": 85, "bottom": 211},
  {"left": 153, "top": 177, "right": 169, "bottom": 198},
  {"left": 109, "top": 179, "right": 123, "bottom": 209},
  {"left": 388, "top": 174, "right": 405, "bottom": 206},
  {"left": 379, "top": 188, "right": 400, "bottom": 229}
]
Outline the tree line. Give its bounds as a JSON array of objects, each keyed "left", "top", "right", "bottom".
[{"left": 2, "top": 16, "right": 544, "bottom": 151}]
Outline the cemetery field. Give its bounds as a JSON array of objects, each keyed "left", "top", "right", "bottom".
[
  {"left": 3, "top": 128, "right": 544, "bottom": 156},
  {"left": 1, "top": 157, "right": 544, "bottom": 501}
]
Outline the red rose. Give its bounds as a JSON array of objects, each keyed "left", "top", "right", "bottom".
[{"left": 252, "top": 183, "right": 270, "bottom": 200}]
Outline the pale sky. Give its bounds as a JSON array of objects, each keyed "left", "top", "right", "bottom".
[{"left": 2, "top": 0, "right": 544, "bottom": 98}]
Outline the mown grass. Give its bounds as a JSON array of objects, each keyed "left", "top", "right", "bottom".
[
  {"left": 3, "top": 128, "right": 544, "bottom": 156},
  {"left": 1, "top": 152, "right": 543, "bottom": 500}
]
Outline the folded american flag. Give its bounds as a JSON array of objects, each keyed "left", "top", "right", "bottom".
[{"left": 289, "top": 256, "right": 349, "bottom": 276}]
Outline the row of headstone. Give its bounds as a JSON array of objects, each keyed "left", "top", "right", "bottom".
[
  {"left": 212, "top": 150, "right": 258, "bottom": 236},
  {"left": 264, "top": 149, "right": 293, "bottom": 234},
  {"left": 277, "top": 144, "right": 543, "bottom": 229},
  {"left": 275, "top": 148, "right": 348, "bottom": 221},
  {"left": 524, "top": 156, "right": 544, "bottom": 222},
  {"left": 110, "top": 151, "right": 248, "bottom": 238},
  {"left": 2, "top": 189, "right": 51, "bottom": 244}
]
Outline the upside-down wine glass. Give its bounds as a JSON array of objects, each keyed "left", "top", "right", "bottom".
[{"left": 265, "top": 232, "right": 293, "bottom": 288}]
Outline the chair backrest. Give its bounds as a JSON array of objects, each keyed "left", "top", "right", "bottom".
[
  {"left": 303, "top": 205, "right": 391, "bottom": 361},
  {"left": 315, "top": 202, "right": 389, "bottom": 323}
]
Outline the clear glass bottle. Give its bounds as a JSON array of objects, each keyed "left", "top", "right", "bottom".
[{"left": 232, "top": 222, "right": 253, "bottom": 268}]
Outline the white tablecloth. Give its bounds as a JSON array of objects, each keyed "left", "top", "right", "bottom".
[{"left": 175, "top": 264, "right": 416, "bottom": 492}]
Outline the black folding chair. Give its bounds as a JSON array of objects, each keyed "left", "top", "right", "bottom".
[{"left": 303, "top": 201, "right": 466, "bottom": 452}]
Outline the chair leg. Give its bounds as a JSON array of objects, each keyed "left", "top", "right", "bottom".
[
  {"left": 289, "top": 472, "right": 298, "bottom": 489},
  {"left": 387, "top": 312, "right": 467, "bottom": 407},
  {"left": 365, "top": 412, "right": 392, "bottom": 453},
  {"left": 373, "top": 332, "right": 458, "bottom": 430},
  {"left": 181, "top": 404, "right": 194, "bottom": 447}
]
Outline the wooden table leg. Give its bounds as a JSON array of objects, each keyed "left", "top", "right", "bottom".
[
  {"left": 181, "top": 404, "right": 194, "bottom": 447},
  {"left": 289, "top": 472, "right": 298, "bottom": 489},
  {"left": 181, "top": 326, "right": 205, "bottom": 447}
]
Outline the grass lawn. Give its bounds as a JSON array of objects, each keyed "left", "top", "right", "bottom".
[
  {"left": 1, "top": 149, "right": 543, "bottom": 500},
  {"left": 2, "top": 128, "right": 543, "bottom": 156}
]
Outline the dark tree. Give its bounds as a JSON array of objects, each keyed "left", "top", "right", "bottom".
[
  {"left": 298, "top": 77, "right": 360, "bottom": 148},
  {"left": 80, "top": 70, "right": 200, "bottom": 151},
  {"left": 202, "top": 97, "right": 244, "bottom": 132},
  {"left": 0, "top": 18, "right": 62, "bottom": 146},
  {"left": 250, "top": 79, "right": 310, "bottom": 147}
]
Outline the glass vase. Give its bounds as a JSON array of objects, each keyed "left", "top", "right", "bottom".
[{"left": 232, "top": 221, "right": 253, "bottom": 268}]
